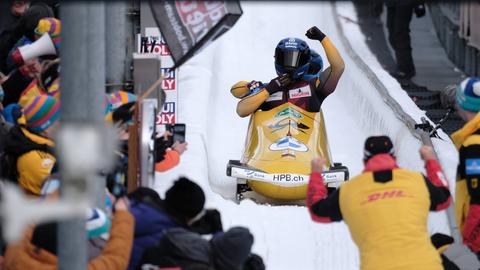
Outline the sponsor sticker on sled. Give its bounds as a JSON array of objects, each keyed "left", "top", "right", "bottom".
[
  {"left": 466, "top": 159, "right": 480, "bottom": 175},
  {"left": 272, "top": 174, "right": 306, "bottom": 183},
  {"left": 269, "top": 136, "right": 308, "bottom": 152},
  {"left": 275, "top": 107, "right": 303, "bottom": 119},
  {"left": 289, "top": 86, "right": 311, "bottom": 99}
]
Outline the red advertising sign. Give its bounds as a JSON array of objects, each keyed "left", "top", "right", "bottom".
[
  {"left": 175, "top": 1, "right": 227, "bottom": 42},
  {"left": 161, "top": 68, "right": 176, "bottom": 90},
  {"left": 157, "top": 102, "right": 176, "bottom": 124}
]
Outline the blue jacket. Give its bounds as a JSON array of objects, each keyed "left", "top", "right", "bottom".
[{"left": 127, "top": 201, "right": 179, "bottom": 270}]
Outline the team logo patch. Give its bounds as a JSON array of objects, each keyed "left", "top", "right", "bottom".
[
  {"left": 466, "top": 159, "right": 480, "bottom": 175},
  {"left": 289, "top": 87, "right": 311, "bottom": 99},
  {"left": 266, "top": 91, "right": 283, "bottom": 102}
]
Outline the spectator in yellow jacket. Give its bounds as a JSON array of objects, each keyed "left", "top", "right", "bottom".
[
  {"left": 450, "top": 77, "right": 480, "bottom": 253},
  {"left": 307, "top": 136, "right": 451, "bottom": 270},
  {"left": 4, "top": 94, "right": 59, "bottom": 195}
]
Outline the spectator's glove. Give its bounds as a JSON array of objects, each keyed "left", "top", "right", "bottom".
[
  {"left": 306, "top": 26, "right": 326, "bottom": 42},
  {"left": 189, "top": 209, "right": 223, "bottom": 235},
  {"left": 414, "top": 4, "right": 426, "bottom": 18},
  {"left": 3, "top": 103, "right": 22, "bottom": 125},
  {"left": 264, "top": 74, "right": 291, "bottom": 95},
  {"left": 243, "top": 253, "right": 266, "bottom": 270}
]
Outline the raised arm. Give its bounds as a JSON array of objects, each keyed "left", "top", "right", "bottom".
[
  {"left": 419, "top": 146, "right": 451, "bottom": 211},
  {"left": 306, "top": 156, "right": 343, "bottom": 223},
  {"left": 306, "top": 26, "right": 345, "bottom": 98}
]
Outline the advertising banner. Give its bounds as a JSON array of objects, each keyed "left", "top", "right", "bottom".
[{"left": 149, "top": 0, "right": 243, "bottom": 68}]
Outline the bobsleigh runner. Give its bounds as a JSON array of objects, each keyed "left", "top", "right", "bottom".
[{"left": 226, "top": 102, "right": 349, "bottom": 203}]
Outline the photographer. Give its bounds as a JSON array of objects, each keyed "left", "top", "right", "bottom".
[{"left": 154, "top": 129, "right": 188, "bottom": 173}]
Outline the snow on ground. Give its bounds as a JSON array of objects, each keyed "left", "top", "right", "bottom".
[{"left": 154, "top": 2, "right": 458, "bottom": 269}]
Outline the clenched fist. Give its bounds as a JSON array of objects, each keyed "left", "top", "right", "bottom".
[
  {"left": 311, "top": 156, "right": 327, "bottom": 173},
  {"left": 306, "top": 26, "right": 326, "bottom": 42}
]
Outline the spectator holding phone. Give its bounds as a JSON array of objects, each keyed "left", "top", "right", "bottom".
[{"left": 154, "top": 129, "right": 188, "bottom": 172}]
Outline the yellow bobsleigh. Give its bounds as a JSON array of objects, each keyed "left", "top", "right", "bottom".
[{"left": 227, "top": 102, "right": 349, "bottom": 202}]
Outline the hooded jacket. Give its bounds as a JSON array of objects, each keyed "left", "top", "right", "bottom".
[
  {"left": 127, "top": 201, "right": 179, "bottom": 270},
  {"left": 3, "top": 126, "right": 55, "bottom": 195},
  {"left": 4, "top": 210, "right": 134, "bottom": 270},
  {"left": 451, "top": 112, "right": 480, "bottom": 252},
  {"left": 307, "top": 154, "right": 451, "bottom": 270}
]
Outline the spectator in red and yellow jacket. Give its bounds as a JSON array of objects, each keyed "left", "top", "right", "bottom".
[
  {"left": 306, "top": 135, "right": 451, "bottom": 270},
  {"left": 450, "top": 77, "right": 480, "bottom": 254}
]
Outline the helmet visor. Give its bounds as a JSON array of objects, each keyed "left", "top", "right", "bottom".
[{"left": 275, "top": 48, "right": 310, "bottom": 70}]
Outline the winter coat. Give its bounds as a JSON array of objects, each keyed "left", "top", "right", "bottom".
[
  {"left": 307, "top": 154, "right": 451, "bottom": 270},
  {"left": 127, "top": 201, "right": 179, "bottom": 270},
  {"left": 3, "top": 210, "right": 134, "bottom": 270},
  {"left": 3, "top": 126, "right": 56, "bottom": 195},
  {"left": 451, "top": 112, "right": 480, "bottom": 252},
  {"left": 0, "top": 2, "right": 54, "bottom": 73},
  {"left": 155, "top": 149, "right": 180, "bottom": 172},
  {"left": 137, "top": 227, "right": 254, "bottom": 270}
]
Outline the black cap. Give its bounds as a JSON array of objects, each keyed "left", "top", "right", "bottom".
[{"left": 364, "top": 136, "right": 394, "bottom": 161}]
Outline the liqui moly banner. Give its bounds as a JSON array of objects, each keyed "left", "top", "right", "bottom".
[{"left": 149, "top": 0, "right": 243, "bottom": 68}]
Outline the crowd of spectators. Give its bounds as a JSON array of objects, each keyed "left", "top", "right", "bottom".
[{"left": 0, "top": 1, "right": 265, "bottom": 270}]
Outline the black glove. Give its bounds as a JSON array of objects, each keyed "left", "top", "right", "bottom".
[
  {"left": 243, "top": 253, "right": 266, "bottom": 270},
  {"left": 264, "top": 74, "right": 291, "bottom": 95},
  {"left": 306, "top": 26, "right": 326, "bottom": 42},
  {"left": 189, "top": 209, "right": 223, "bottom": 235},
  {"left": 414, "top": 4, "right": 426, "bottom": 18}
]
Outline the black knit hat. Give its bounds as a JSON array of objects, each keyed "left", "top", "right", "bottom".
[
  {"left": 364, "top": 135, "right": 395, "bottom": 161},
  {"left": 165, "top": 177, "right": 205, "bottom": 220},
  {"left": 211, "top": 227, "right": 254, "bottom": 270}
]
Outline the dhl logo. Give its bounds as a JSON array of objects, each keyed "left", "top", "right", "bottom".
[{"left": 360, "top": 189, "right": 410, "bottom": 205}]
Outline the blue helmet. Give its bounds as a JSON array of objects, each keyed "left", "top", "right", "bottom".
[
  {"left": 274, "top": 38, "right": 311, "bottom": 80},
  {"left": 302, "top": 50, "right": 324, "bottom": 81}
]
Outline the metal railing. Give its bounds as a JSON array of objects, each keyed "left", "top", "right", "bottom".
[{"left": 429, "top": 2, "right": 479, "bottom": 77}]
